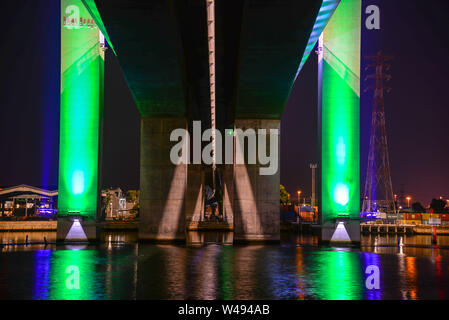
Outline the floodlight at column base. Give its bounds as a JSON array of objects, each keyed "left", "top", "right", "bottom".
[
  {"left": 56, "top": 216, "right": 98, "bottom": 243},
  {"left": 320, "top": 219, "right": 361, "bottom": 246},
  {"left": 337, "top": 212, "right": 350, "bottom": 218}
]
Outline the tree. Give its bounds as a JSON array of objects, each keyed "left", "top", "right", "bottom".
[
  {"left": 127, "top": 190, "right": 140, "bottom": 217},
  {"left": 280, "top": 185, "right": 290, "bottom": 205},
  {"left": 412, "top": 202, "right": 425, "bottom": 213},
  {"left": 430, "top": 198, "right": 446, "bottom": 213}
]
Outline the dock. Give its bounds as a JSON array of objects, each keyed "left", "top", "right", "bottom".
[
  {"left": 186, "top": 221, "right": 234, "bottom": 231},
  {"left": 0, "top": 220, "right": 139, "bottom": 232},
  {"left": 361, "top": 223, "right": 415, "bottom": 234},
  {"left": 361, "top": 223, "right": 449, "bottom": 235}
]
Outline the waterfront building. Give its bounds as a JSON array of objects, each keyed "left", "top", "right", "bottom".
[
  {"left": 102, "top": 188, "right": 138, "bottom": 221},
  {"left": 0, "top": 185, "right": 58, "bottom": 218}
]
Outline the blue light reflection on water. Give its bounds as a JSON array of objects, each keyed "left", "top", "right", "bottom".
[
  {"left": 361, "top": 252, "right": 382, "bottom": 300},
  {"left": 33, "top": 250, "right": 52, "bottom": 300}
]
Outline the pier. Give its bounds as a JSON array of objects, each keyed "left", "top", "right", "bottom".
[{"left": 360, "top": 223, "right": 449, "bottom": 235}]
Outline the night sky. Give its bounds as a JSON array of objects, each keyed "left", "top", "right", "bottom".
[{"left": 0, "top": 0, "right": 448, "bottom": 206}]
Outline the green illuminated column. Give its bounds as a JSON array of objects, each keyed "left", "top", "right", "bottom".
[
  {"left": 320, "top": 0, "right": 361, "bottom": 243},
  {"left": 57, "top": 0, "right": 104, "bottom": 241}
]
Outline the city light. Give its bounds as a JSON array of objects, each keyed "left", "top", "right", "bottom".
[{"left": 406, "top": 196, "right": 411, "bottom": 208}]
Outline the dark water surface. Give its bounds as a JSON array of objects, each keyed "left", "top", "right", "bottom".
[{"left": 1, "top": 232, "right": 449, "bottom": 300}]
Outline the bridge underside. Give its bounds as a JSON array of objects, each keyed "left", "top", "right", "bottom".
[{"left": 59, "top": 0, "right": 360, "bottom": 243}]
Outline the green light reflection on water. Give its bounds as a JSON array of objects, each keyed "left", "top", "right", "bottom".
[
  {"left": 307, "top": 250, "right": 364, "bottom": 300},
  {"left": 50, "top": 250, "right": 101, "bottom": 300}
]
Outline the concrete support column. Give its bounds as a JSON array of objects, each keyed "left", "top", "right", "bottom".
[
  {"left": 318, "top": 0, "right": 361, "bottom": 245},
  {"left": 233, "top": 119, "right": 280, "bottom": 243},
  {"left": 222, "top": 164, "right": 234, "bottom": 226},
  {"left": 139, "top": 118, "right": 187, "bottom": 241},
  {"left": 57, "top": 3, "right": 106, "bottom": 243},
  {"left": 185, "top": 164, "right": 204, "bottom": 228}
]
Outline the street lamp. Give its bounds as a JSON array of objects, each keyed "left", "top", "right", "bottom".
[
  {"left": 394, "top": 194, "right": 398, "bottom": 214},
  {"left": 310, "top": 164, "right": 317, "bottom": 207},
  {"left": 296, "top": 190, "right": 302, "bottom": 223},
  {"left": 406, "top": 196, "right": 411, "bottom": 208},
  {"left": 297, "top": 190, "right": 302, "bottom": 206}
]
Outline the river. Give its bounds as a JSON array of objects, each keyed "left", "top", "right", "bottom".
[{"left": 1, "top": 232, "right": 448, "bottom": 300}]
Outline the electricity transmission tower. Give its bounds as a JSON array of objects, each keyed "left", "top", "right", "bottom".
[{"left": 362, "top": 51, "right": 396, "bottom": 214}]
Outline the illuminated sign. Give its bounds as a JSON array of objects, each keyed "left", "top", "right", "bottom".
[{"left": 63, "top": 4, "right": 98, "bottom": 29}]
